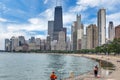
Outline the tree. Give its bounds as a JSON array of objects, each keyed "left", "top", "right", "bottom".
[{"left": 112, "top": 38, "right": 120, "bottom": 54}]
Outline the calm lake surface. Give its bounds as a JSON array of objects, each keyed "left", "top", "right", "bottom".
[{"left": 0, "top": 52, "right": 98, "bottom": 80}]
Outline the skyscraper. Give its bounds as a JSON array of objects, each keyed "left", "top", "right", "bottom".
[
  {"left": 115, "top": 25, "right": 120, "bottom": 39},
  {"left": 54, "top": 6, "right": 63, "bottom": 32},
  {"left": 35, "top": 38, "right": 41, "bottom": 50},
  {"left": 48, "top": 21, "right": 54, "bottom": 40},
  {"left": 10, "top": 36, "right": 19, "bottom": 51},
  {"left": 46, "top": 36, "right": 51, "bottom": 50},
  {"left": 86, "top": 24, "right": 98, "bottom": 49},
  {"left": 5, "top": 39, "right": 11, "bottom": 51},
  {"left": 63, "top": 27, "right": 67, "bottom": 41},
  {"left": 71, "top": 14, "right": 83, "bottom": 50},
  {"left": 56, "top": 31, "right": 66, "bottom": 50},
  {"left": 77, "top": 15, "right": 84, "bottom": 50},
  {"left": 97, "top": 8, "right": 106, "bottom": 46},
  {"left": 108, "top": 21, "right": 115, "bottom": 41},
  {"left": 71, "top": 21, "right": 77, "bottom": 50},
  {"left": 18, "top": 36, "right": 25, "bottom": 46},
  {"left": 48, "top": 5, "right": 67, "bottom": 50},
  {"left": 53, "top": 6, "right": 63, "bottom": 40},
  {"left": 81, "top": 35, "right": 87, "bottom": 49}
]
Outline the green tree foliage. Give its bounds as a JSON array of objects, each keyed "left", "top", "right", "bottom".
[
  {"left": 111, "top": 38, "right": 120, "bottom": 54},
  {"left": 94, "top": 38, "right": 120, "bottom": 55}
]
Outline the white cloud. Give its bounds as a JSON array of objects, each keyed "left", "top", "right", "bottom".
[
  {"left": 68, "top": 0, "right": 120, "bottom": 13},
  {"left": 28, "top": 18, "right": 41, "bottom": 24},
  {"left": 39, "top": 8, "right": 54, "bottom": 20},
  {"left": 76, "top": 0, "right": 120, "bottom": 11},
  {"left": 107, "top": 12, "right": 120, "bottom": 27},
  {"left": 0, "top": 2, "right": 10, "bottom": 14},
  {"left": 0, "top": 18, "right": 7, "bottom": 22},
  {"left": 69, "top": 0, "right": 99, "bottom": 13},
  {"left": 63, "top": 13, "right": 76, "bottom": 25},
  {"left": 44, "top": 0, "right": 48, "bottom": 4},
  {"left": 70, "top": 6, "right": 87, "bottom": 13},
  {"left": 77, "top": 0, "right": 100, "bottom": 7},
  {"left": 7, "top": 17, "right": 47, "bottom": 32}
]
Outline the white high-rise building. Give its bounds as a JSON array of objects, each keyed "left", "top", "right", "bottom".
[
  {"left": 10, "top": 36, "right": 19, "bottom": 51},
  {"left": 71, "top": 14, "right": 84, "bottom": 51},
  {"left": 35, "top": 38, "right": 41, "bottom": 45},
  {"left": 81, "top": 35, "right": 87, "bottom": 49},
  {"left": 35, "top": 38, "right": 41, "bottom": 50},
  {"left": 28, "top": 43, "right": 36, "bottom": 50},
  {"left": 51, "top": 40, "right": 57, "bottom": 50},
  {"left": 97, "top": 8, "right": 106, "bottom": 46},
  {"left": 66, "top": 37, "right": 71, "bottom": 50},
  {"left": 56, "top": 31, "right": 66, "bottom": 50},
  {"left": 77, "top": 15, "right": 84, "bottom": 50},
  {"left": 108, "top": 21, "right": 115, "bottom": 41}
]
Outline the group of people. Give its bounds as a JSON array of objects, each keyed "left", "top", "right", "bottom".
[{"left": 50, "top": 65, "right": 99, "bottom": 80}]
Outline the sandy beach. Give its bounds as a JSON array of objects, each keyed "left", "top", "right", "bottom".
[{"left": 64, "top": 54, "right": 120, "bottom": 80}]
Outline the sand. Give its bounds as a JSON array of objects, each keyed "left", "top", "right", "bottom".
[{"left": 64, "top": 54, "right": 120, "bottom": 80}]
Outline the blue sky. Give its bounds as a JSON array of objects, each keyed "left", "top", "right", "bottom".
[{"left": 0, "top": 0, "right": 120, "bottom": 50}]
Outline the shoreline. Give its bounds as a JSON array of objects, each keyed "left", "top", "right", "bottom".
[
  {"left": 65, "top": 54, "right": 120, "bottom": 80},
  {"left": 1, "top": 52, "right": 120, "bottom": 79}
]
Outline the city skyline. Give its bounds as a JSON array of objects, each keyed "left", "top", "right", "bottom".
[{"left": 0, "top": 0, "right": 120, "bottom": 50}]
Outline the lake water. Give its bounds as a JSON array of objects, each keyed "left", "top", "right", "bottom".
[{"left": 0, "top": 52, "right": 98, "bottom": 80}]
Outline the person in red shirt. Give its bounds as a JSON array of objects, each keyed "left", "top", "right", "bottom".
[{"left": 50, "top": 71, "right": 57, "bottom": 80}]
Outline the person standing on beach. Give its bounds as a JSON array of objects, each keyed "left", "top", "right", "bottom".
[
  {"left": 50, "top": 71, "right": 57, "bottom": 80},
  {"left": 94, "top": 65, "right": 98, "bottom": 77}
]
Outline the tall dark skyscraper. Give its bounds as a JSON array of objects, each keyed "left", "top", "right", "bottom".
[
  {"left": 47, "top": 5, "right": 67, "bottom": 50},
  {"left": 53, "top": 6, "right": 64, "bottom": 40},
  {"left": 54, "top": 6, "right": 63, "bottom": 32}
]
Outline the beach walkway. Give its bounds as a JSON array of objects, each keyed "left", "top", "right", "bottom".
[{"left": 64, "top": 54, "right": 120, "bottom": 80}]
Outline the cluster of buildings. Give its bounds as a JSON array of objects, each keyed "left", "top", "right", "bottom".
[
  {"left": 5, "top": 36, "right": 55, "bottom": 51},
  {"left": 71, "top": 8, "right": 120, "bottom": 50},
  {"left": 71, "top": 9, "right": 104, "bottom": 50},
  {"left": 5, "top": 6, "right": 120, "bottom": 52},
  {"left": 5, "top": 6, "right": 68, "bottom": 52}
]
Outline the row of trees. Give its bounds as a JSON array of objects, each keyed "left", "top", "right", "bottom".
[
  {"left": 95, "top": 38, "right": 120, "bottom": 55},
  {"left": 77, "top": 38, "right": 120, "bottom": 55}
]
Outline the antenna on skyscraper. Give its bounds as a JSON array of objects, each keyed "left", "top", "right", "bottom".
[
  {"left": 56, "top": 0, "right": 57, "bottom": 6},
  {"left": 56, "top": 0, "right": 62, "bottom": 6}
]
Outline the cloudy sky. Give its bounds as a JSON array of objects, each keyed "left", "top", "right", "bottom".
[{"left": 0, "top": 0, "right": 120, "bottom": 50}]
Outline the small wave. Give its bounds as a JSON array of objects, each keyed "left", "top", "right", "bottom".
[{"left": 0, "top": 75, "right": 10, "bottom": 78}]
